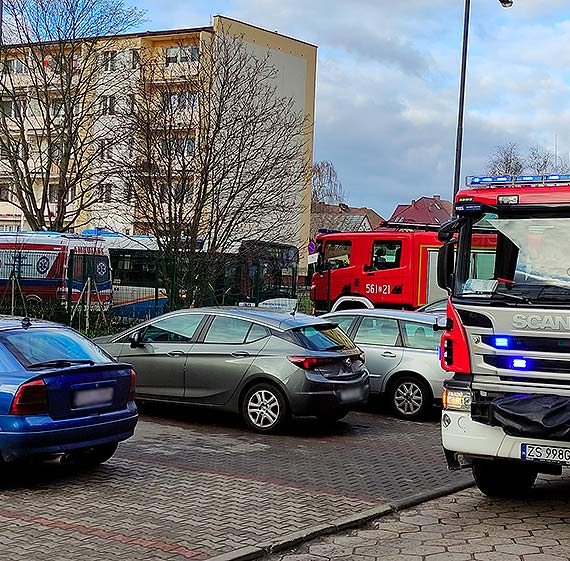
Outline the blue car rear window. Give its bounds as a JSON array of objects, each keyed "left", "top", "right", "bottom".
[{"left": 0, "top": 328, "right": 111, "bottom": 369}]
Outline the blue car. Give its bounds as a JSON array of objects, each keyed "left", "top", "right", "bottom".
[{"left": 0, "top": 317, "right": 137, "bottom": 466}]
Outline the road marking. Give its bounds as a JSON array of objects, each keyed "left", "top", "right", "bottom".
[{"left": 0, "top": 510, "right": 207, "bottom": 559}]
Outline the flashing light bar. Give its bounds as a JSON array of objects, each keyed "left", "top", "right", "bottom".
[{"left": 466, "top": 174, "right": 570, "bottom": 188}]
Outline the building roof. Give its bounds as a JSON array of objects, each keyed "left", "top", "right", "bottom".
[
  {"left": 387, "top": 195, "right": 452, "bottom": 226},
  {"left": 310, "top": 202, "right": 385, "bottom": 238}
]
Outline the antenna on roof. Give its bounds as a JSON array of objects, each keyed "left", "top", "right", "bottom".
[{"left": 290, "top": 302, "right": 298, "bottom": 317}]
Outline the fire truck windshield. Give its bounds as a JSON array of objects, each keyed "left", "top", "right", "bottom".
[{"left": 454, "top": 213, "right": 570, "bottom": 305}]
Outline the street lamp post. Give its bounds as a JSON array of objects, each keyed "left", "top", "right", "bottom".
[{"left": 452, "top": 0, "right": 514, "bottom": 202}]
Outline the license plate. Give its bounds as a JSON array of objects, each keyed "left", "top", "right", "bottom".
[
  {"left": 339, "top": 387, "right": 363, "bottom": 403},
  {"left": 521, "top": 443, "right": 570, "bottom": 464},
  {"left": 73, "top": 387, "right": 114, "bottom": 408}
]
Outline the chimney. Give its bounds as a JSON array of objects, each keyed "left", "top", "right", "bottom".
[{"left": 434, "top": 194, "right": 441, "bottom": 201}]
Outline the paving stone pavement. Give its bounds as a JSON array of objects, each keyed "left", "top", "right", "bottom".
[
  {"left": 0, "top": 407, "right": 472, "bottom": 560},
  {"left": 266, "top": 474, "right": 570, "bottom": 561}
]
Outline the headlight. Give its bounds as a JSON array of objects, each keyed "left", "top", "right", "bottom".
[{"left": 442, "top": 388, "right": 471, "bottom": 411}]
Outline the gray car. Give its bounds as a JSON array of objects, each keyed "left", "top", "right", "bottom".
[
  {"left": 323, "top": 310, "right": 446, "bottom": 420},
  {"left": 95, "top": 308, "right": 369, "bottom": 433}
]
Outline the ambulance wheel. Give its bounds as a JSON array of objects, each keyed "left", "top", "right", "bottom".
[{"left": 472, "top": 459, "right": 537, "bottom": 498}]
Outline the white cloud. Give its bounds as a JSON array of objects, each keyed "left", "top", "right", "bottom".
[{"left": 135, "top": 0, "right": 570, "bottom": 216}]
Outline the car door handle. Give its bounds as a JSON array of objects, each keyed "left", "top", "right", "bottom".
[
  {"left": 167, "top": 350, "right": 186, "bottom": 357},
  {"left": 381, "top": 351, "right": 397, "bottom": 359},
  {"left": 231, "top": 351, "right": 250, "bottom": 358}
]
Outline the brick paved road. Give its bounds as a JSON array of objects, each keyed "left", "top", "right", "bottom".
[
  {"left": 0, "top": 407, "right": 471, "bottom": 560},
  {"left": 267, "top": 474, "right": 570, "bottom": 561}
]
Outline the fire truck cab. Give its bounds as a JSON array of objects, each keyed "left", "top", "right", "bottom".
[
  {"left": 438, "top": 173, "right": 570, "bottom": 497},
  {"left": 310, "top": 227, "right": 446, "bottom": 314}
]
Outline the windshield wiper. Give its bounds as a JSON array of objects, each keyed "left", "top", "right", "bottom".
[
  {"left": 27, "top": 359, "right": 94, "bottom": 370},
  {"left": 490, "top": 291, "right": 533, "bottom": 304}
]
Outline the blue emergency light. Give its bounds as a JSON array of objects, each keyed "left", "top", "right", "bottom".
[
  {"left": 512, "top": 358, "right": 528, "bottom": 369},
  {"left": 494, "top": 336, "right": 510, "bottom": 348}
]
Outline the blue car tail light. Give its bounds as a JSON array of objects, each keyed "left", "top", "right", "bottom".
[{"left": 10, "top": 379, "right": 48, "bottom": 415}]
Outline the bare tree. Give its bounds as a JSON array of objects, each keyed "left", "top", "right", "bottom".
[
  {"left": 120, "top": 26, "right": 309, "bottom": 306},
  {"left": 312, "top": 160, "right": 345, "bottom": 205},
  {"left": 487, "top": 142, "right": 525, "bottom": 176},
  {"left": 0, "top": 0, "right": 144, "bottom": 232},
  {"left": 526, "top": 145, "right": 570, "bottom": 175}
]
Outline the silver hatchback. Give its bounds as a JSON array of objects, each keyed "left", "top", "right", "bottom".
[
  {"left": 95, "top": 308, "right": 369, "bottom": 433},
  {"left": 324, "top": 310, "right": 446, "bottom": 420}
]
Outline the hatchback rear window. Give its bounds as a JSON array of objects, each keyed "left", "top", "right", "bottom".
[
  {"left": 292, "top": 324, "right": 355, "bottom": 351},
  {"left": 0, "top": 328, "right": 112, "bottom": 369}
]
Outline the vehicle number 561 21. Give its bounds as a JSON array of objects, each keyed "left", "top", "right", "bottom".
[{"left": 365, "top": 284, "right": 391, "bottom": 295}]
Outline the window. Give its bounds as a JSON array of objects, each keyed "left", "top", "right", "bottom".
[
  {"left": 0, "top": 184, "right": 10, "bottom": 202},
  {"left": 98, "top": 183, "right": 112, "bottom": 203},
  {"left": 167, "top": 91, "right": 198, "bottom": 112},
  {"left": 181, "top": 45, "right": 200, "bottom": 62},
  {"left": 0, "top": 328, "right": 110, "bottom": 369},
  {"left": 401, "top": 321, "right": 439, "bottom": 351},
  {"left": 127, "top": 94, "right": 135, "bottom": 115},
  {"left": 6, "top": 59, "right": 26, "bottom": 74},
  {"left": 51, "top": 98, "right": 64, "bottom": 118},
  {"left": 354, "top": 317, "right": 400, "bottom": 346},
  {"left": 245, "top": 323, "right": 270, "bottom": 343},
  {"left": 102, "top": 50, "right": 117, "bottom": 72},
  {"left": 293, "top": 324, "right": 355, "bottom": 351},
  {"left": 166, "top": 45, "right": 199, "bottom": 65},
  {"left": 330, "top": 315, "right": 357, "bottom": 335},
  {"left": 100, "top": 139, "right": 112, "bottom": 160},
  {"left": 48, "top": 183, "right": 60, "bottom": 203},
  {"left": 324, "top": 241, "right": 352, "bottom": 269},
  {"left": 173, "top": 183, "right": 192, "bottom": 204},
  {"left": 371, "top": 240, "right": 402, "bottom": 271},
  {"left": 0, "top": 99, "right": 25, "bottom": 119},
  {"left": 49, "top": 140, "right": 62, "bottom": 161},
  {"left": 204, "top": 316, "right": 253, "bottom": 344},
  {"left": 101, "top": 95, "right": 116, "bottom": 115},
  {"left": 130, "top": 49, "right": 140, "bottom": 69},
  {"left": 164, "top": 136, "right": 194, "bottom": 158},
  {"left": 141, "top": 314, "right": 204, "bottom": 343}
]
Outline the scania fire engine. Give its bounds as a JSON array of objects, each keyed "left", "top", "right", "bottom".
[
  {"left": 438, "top": 173, "right": 570, "bottom": 497},
  {"left": 310, "top": 226, "right": 447, "bottom": 313}
]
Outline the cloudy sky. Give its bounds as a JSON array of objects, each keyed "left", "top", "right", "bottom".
[{"left": 135, "top": 0, "right": 570, "bottom": 218}]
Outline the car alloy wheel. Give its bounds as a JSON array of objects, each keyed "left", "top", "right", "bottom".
[
  {"left": 390, "top": 376, "right": 431, "bottom": 420},
  {"left": 242, "top": 383, "right": 287, "bottom": 433}
]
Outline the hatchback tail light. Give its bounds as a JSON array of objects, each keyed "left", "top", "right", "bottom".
[
  {"left": 10, "top": 379, "right": 48, "bottom": 415},
  {"left": 288, "top": 356, "right": 337, "bottom": 370},
  {"left": 128, "top": 369, "right": 136, "bottom": 402}
]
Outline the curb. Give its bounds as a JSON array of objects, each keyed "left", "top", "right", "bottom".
[{"left": 207, "top": 479, "right": 475, "bottom": 561}]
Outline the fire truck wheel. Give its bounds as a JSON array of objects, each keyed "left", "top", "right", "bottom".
[
  {"left": 472, "top": 459, "right": 538, "bottom": 498},
  {"left": 388, "top": 375, "right": 431, "bottom": 420}
]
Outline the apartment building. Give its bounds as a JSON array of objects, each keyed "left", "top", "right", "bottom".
[{"left": 0, "top": 15, "right": 317, "bottom": 271}]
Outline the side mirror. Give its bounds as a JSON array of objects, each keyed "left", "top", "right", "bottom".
[
  {"left": 438, "top": 216, "right": 464, "bottom": 242},
  {"left": 437, "top": 241, "right": 455, "bottom": 291},
  {"left": 129, "top": 330, "right": 144, "bottom": 348},
  {"left": 363, "top": 264, "right": 370, "bottom": 272}
]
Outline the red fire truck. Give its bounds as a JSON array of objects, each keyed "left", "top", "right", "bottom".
[
  {"left": 310, "top": 225, "right": 447, "bottom": 314},
  {"left": 438, "top": 173, "right": 570, "bottom": 498}
]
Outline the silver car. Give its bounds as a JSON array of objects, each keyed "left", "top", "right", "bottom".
[
  {"left": 323, "top": 310, "right": 446, "bottom": 420},
  {"left": 95, "top": 308, "right": 369, "bottom": 433}
]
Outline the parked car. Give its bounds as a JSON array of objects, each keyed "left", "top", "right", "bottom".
[
  {"left": 95, "top": 308, "right": 370, "bottom": 433},
  {"left": 417, "top": 298, "right": 447, "bottom": 315},
  {"left": 323, "top": 310, "right": 446, "bottom": 420},
  {"left": 0, "top": 317, "right": 137, "bottom": 466}
]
